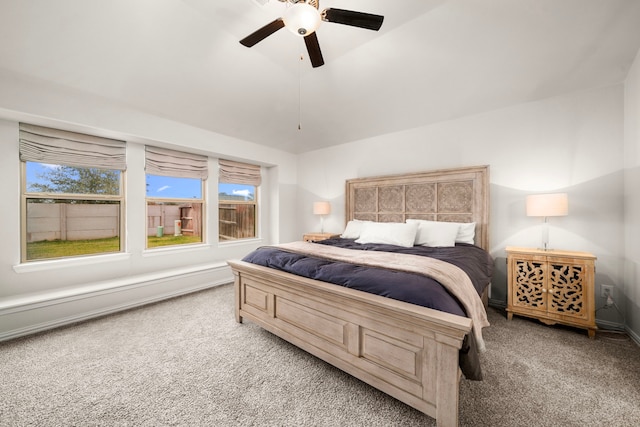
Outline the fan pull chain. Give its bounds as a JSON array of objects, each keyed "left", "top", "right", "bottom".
[{"left": 298, "top": 54, "right": 303, "bottom": 130}]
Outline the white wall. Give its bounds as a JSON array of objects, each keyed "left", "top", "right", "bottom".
[
  {"left": 297, "top": 84, "right": 628, "bottom": 330},
  {"left": 1, "top": 65, "right": 637, "bottom": 340},
  {"left": 0, "top": 71, "right": 298, "bottom": 340},
  {"left": 624, "top": 49, "right": 640, "bottom": 340}
]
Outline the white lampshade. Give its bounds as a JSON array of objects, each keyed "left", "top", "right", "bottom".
[
  {"left": 283, "top": 2, "right": 322, "bottom": 36},
  {"left": 313, "top": 201, "right": 331, "bottom": 215},
  {"left": 526, "top": 193, "right": 568, "bottom": 217}
]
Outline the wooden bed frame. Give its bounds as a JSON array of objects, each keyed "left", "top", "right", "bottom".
[{"left": 228, "top": 165, "right": 490, "bottom": 427}]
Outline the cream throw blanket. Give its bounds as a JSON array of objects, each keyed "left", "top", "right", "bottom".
[{"left": 274, "top": 241, "right": 489, "bottom": 352}]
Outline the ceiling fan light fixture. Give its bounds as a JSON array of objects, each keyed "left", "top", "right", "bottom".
[
  {"left": 283, "top": 3, "right": 321, "bottom": 36},
  {"left": 240, "top": 1, "right": 383, "bottom": 68}
]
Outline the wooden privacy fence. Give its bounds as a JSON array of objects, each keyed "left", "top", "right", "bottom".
[
  {"left": 147, "top": 203, "right": 202, "bottom": 237},
  {"left": 219, "top": 204, "right": 255, "bottom": 240}
]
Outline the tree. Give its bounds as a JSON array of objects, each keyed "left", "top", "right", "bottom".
[{"left": 29, "top": 165, "right": 120, "bottom": 195}]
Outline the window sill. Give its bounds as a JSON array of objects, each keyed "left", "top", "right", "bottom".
[
  {"left": 13, "top": 252, "right": 132, "bottom": 274},
  {"left": 142, "top": 243, "right": 212, "bottom": 257},
  {"left": 218, "top": 238, "right": 263, "bottom": 247}
]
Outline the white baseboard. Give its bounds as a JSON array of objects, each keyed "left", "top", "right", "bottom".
[
  {"left": 0, "top": 263, "right": 233, "bottom": 342},
  {"left": 626, "top": 325, "right": 640, "bottom": 347},
  {"left": 596, "top": 318, "right": 626, "bottom": 332}
]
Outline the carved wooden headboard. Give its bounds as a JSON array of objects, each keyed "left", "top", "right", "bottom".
[{"left": 345, "top": 165, "right": 490, "bottom": 250}]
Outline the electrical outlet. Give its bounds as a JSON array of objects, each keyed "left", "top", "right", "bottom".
[{"left": 601, "top": 284, "right": 614, "bottom": 299}]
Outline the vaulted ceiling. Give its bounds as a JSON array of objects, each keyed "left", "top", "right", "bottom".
[{"left": 1, "top": 0, "right": 640, "bottom": 154}]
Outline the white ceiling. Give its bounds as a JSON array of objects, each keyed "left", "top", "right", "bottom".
[{"left": 1, "top": 0, "right": 640, "bottom": 154}]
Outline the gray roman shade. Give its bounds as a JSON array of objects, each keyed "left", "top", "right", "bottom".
[
  {"left": 145, "top": 146, "right": 208, "bottom": 180},
  {"left": 19, "top": 123, "right": 126, "bottom": 170},
  {"left": 218, "top": 159, "right": 261, "bottom": 186}
]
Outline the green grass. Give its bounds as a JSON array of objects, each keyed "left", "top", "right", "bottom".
[
  {"left": 27, "top": 235, "right": 202, "bottom": 260},
  {"left": 147, "top": 235, "right": 202, "bottom": 248},
  {"left": 27, "top": 237, "right": 120, "bottom": 260}
]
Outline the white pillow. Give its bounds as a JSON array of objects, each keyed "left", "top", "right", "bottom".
[
  {"left": 406, "top": 219, "right": 476, "bottom": 245},
  {"left": 355, "top": 221, "right": 419, "bottom": 248},
  {"left": 456, "top": 222, "right": 476, "bottom": 244},
  {"left": 406, "top": 219, "right": 459, "bottom": 247},
  {"left": 341, "top": 220, "right": 367, "bottom": 239}
]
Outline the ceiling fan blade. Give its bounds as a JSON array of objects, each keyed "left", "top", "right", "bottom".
[
  {"left": 240, "top": 18, "right": 285, "bottom": 47},
  {"left": 323, "top": 8, "right": 384, "bottom": 31},
  {"left": 304, "top": 32, "right": 324, "bottom": 68}
]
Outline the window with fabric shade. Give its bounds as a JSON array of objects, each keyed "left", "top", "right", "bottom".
[
  {"left": 218, "top": 159, "right": 261, "bottom": 241},
  {"left": 145, "top": 146, "right": 207, "bottom": 249},
  {"left": 19, "top": 123, "right": 126, "bottom": 262}
]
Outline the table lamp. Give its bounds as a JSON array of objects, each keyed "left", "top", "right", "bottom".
[
  {"left": 313, "top": 201, "right": 331, "bottom": 233},
  {"left": 526, "top": 193, "right": 568, "bottom": 250}
]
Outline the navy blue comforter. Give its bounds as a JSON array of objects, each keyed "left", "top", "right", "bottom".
[{"left": 242, "top": 238, "right": 493, "bottom": 317}]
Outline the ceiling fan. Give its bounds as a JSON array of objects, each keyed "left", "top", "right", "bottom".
[{"left": 240, "top": 0, "right": 384, "bottom": 68}]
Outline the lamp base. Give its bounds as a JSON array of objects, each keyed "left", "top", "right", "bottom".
[{"left": 539, "top": 220, "right": 550, "bottom": 252}]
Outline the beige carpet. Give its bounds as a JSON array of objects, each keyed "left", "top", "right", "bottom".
[{"left": 1, "top": 284, "right": 638, "bottom": 427}]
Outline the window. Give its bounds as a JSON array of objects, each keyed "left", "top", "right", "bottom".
[
  {"left": 19, "top": 123, "right": 126, "bottom": 262},
  {"left": 145, "top": 146, "right": 207, "bottom": 249},
  {"left": 218, "top": 159, "right": 261, "bottom": 241}
]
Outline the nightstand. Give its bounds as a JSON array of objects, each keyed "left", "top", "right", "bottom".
[
  {"left": 506, "top": 246, "right": 597, "bottom": 338},
  {"left": 303, "top": 233, "right": 340, "bottom": 242}
]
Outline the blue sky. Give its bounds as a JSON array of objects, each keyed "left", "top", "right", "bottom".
[
  {"left": 26, "top": 162, "right": 56, "bottom": 189},
  {"left": 147, "top": 176, "right": 254, "bottom": 200},
  {"left": 26, "top": 162, "right": 253, "bottom": 200},
  {"left": 146, "top": 174, "right": 202, "bottom": 198},
  {"left": 219, "top": 183, "right": 254, "bottom": 200}
]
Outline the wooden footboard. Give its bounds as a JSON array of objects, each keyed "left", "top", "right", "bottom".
[{"left": 229, "top": 259, "right": 473, "bottom": 427}]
